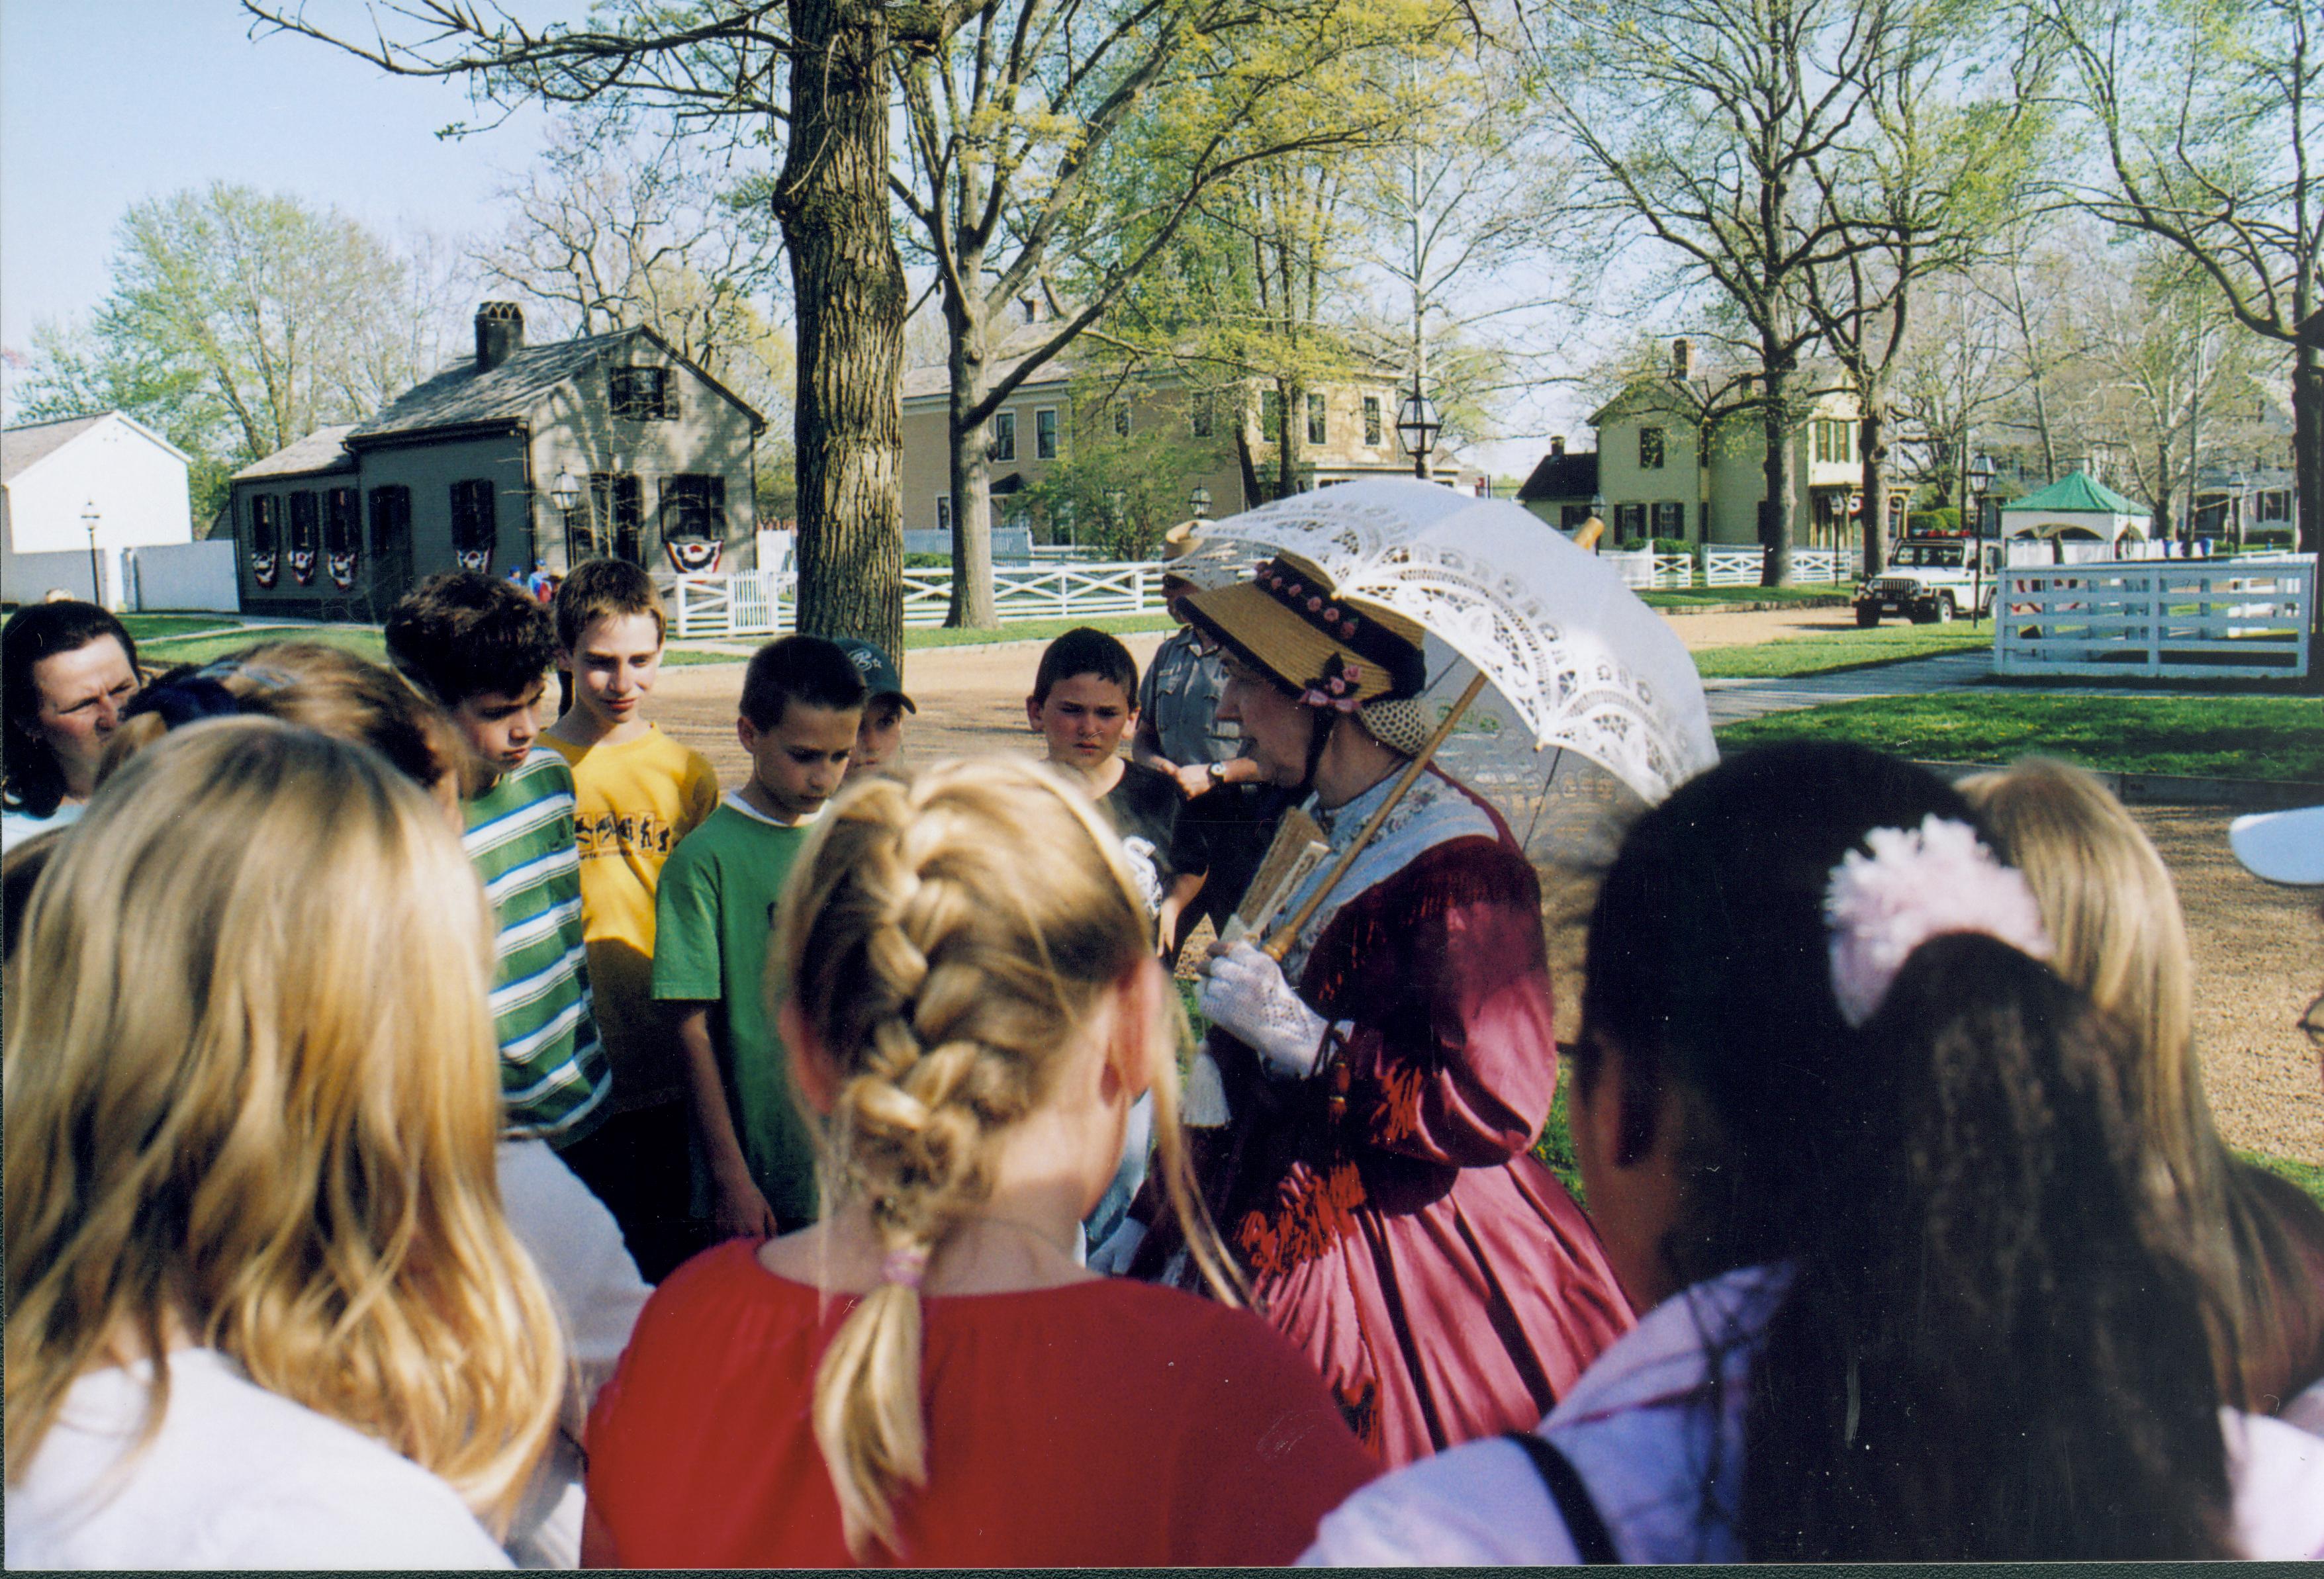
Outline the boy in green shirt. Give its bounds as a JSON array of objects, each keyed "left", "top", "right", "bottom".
[{"left": 654, "top": 636, "right": 868, "bottom": 1239}]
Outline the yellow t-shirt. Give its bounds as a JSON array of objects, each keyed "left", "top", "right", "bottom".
[{"left": 541, "top": 725, "right": 720, "bottom": 1110}]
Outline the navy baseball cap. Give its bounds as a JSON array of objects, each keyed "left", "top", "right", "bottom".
[{"left": 832, "top": 638, "right": 914, "bottom": 712}]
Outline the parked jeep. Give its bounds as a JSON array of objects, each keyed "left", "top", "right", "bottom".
[{"left": 1853, "top": 537, "right": 2001, "bottom": 626}]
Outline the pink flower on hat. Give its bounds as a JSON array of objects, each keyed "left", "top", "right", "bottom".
[{"left": 1307, "top": 596, "right": 1324, "bottom": 612}]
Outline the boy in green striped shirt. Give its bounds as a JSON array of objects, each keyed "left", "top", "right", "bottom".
[{"left": 388, "top": 572, "right": 611, "bottom": 1147}]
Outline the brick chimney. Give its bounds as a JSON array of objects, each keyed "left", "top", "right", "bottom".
[
  {"left": 1550, "top": 435, "right": 1567, "bottom": 457},
  {"left": 1671, "top": 338, "right": 1693, "bottom": 381},
  {"left": 475, "top": 302, "right": 525, "bottom": 373}
]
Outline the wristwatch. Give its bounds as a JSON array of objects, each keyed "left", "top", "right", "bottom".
[{"left": 1207, "top": 760, "right": 1229, "bottom": 786}]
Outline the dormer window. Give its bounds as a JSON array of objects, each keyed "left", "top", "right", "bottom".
[{"left": 610, "top": 366, "right": 676, "bottom": 420}]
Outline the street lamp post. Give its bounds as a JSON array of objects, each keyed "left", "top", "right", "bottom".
[
  {"left": 1395, "top": 380, "right": 1441, "bottom": 481},
  {"left": 551, "top": 471, "right": 584, "bottom": 563},
  {"left": 81, "top": 502, "right": 103, "bottom": 609},
  {"left": 1189, "top": 484, "right": 1211, "bottom": 520},
  {"left": 1967, "top": 454, "right": 1996, "bottom": 621}
]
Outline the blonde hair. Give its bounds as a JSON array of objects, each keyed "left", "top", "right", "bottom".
[
  {"left": 98, "top": 640, "right": 473, "bottom": 810},
  {"left": 4, "top": 719, "right": 565, "bottom": 1526},
  {"left": 1959, "top": 757, "right": 2258, "bottom": 1395},
  {"left": 776, "top": 756, "right": 1240, "bottom": 1557}
]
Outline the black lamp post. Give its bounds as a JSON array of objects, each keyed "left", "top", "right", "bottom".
[
  {"left": 1395, "top": 381, "right": 1441, "bottom": 480},
  {"left": 551, "top": 471, "right": 584, "bottom": 562},
  {"left": 1189, "top": 484, "right": 1211, "bottom": 519},
  {"left": 81, "top": 501, "right": 103, "bottom": 608},
  {"left": 1967, "top": 453, "right": 1996, "bottom": 536}
]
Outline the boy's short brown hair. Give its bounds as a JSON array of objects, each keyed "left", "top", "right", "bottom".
[
  {"left": 384, "top": 572, "right": 555, "bottom": 707},
  {"left": 555, "top": 559, "right": 667, "bottom": 651}
]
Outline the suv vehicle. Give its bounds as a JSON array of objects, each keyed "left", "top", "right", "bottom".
[{"left": 1853, "top": 537, "right": 2000, "bottom": 626}]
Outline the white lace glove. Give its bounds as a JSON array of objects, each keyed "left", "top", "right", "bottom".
[
  {"left": 1087, "top": 1218, "right": 1147, "bottom": 1276},
  {"left": 1200, "top": 941, "right": 1330, "bottom": 1080}
]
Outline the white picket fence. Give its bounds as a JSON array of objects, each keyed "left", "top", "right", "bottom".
[
  {"left": 1599, "top": 545, "right": 1858, "bottom": 590},
  {"left": 1992, "top": 557, "right": 2315, "bottom": 680},
  {"left": 670, "top": 561, "right": 1168, "bottom": 638}
]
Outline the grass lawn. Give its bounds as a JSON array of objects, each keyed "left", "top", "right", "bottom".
[
  {"left": 139, "top": 625, "right": 388, "bottom": 667},
  {"left": 902, "top": 611, "right": 1177, "bottom": 650},
  {"left": 118, "top": 613, "right": 247, "bottom": 643},
  {"left": 1695, "top": 623, "right": 1990, "bottom": 678},
  {"left": 2238, "top": 1148, "right": 2324, "bottom": 1211},
  {"left": 1716, "top": 692, "right": 2324, "bottom": 780},
  {"left": 1642, "top": 586, "right": 1851, "bottom": 610}
]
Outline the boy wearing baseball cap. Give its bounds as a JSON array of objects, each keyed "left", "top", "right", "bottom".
[{"left": 833, "top": 638, "right": 914, "bottom": 782}]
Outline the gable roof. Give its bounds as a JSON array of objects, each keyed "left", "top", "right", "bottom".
[
  {"left": 347, "top": 324, "right": 765, "bottom": 445},
  {"left": 3, "top": 411, "right": 191, "bottom": 483},
  {"left": 230, "top": 424, "right": 360, "bottom": 482},
  {"left": 1516, "top": 449, "right": 1598, "bottom": 502},
  {"left": 2000, "top": 469, "right": 2141, "bottom": 516},
  {"left": 1588, "top": 378, "right": 1706, "bottom": 428}
]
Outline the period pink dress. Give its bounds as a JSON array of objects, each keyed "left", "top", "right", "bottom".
[{"left": 1135, "top": 766, "right": 1634, "bottom": 1465}]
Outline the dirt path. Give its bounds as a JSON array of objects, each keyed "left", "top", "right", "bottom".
[{"left": 647, "top": 615, "right": 2321, "bottom": 1164}]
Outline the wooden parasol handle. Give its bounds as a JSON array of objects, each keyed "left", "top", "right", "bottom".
[{"left": 1262, "top": 670, "right": 1492, "bottom": 962}]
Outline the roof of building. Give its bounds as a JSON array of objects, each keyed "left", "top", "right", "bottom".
[
  {"left": 1516, "top": 448, "right": 1598, "bottom": 502},
  {"left": 902, "top": 336, "right": 1082, "bottom": 402},
  {"left": 230, "top": 424, "right": 361, "bottom": 482},
  {"left": 347, "top": 323, "right": 765, "bottom": 444},
  {"left": 2000, "top": 469, "right": 2141, "bottom": 516},
  {"left": 3, "top": 411, "right": 191, "bottom": 482}
]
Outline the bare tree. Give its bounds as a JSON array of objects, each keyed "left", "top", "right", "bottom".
[
  {"left": 2031, "top": 0, "right": 2323, "bottom": 566},
  {"left": 894, "top": 0, "right": 1417, "bottom": 625},
  {"left": 1524, "top": 0, "right": 1901, "bottom": 583},
  {"left": 1798, "top": 11, "right": 2042, "bottom": 575},
  {"left": 243, "top": 0, "right": 953, "bottom": 655}
]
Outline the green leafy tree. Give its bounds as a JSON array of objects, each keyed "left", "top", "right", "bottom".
[{"left": 15, "top": 183, "right": 448, "bottom": 524}]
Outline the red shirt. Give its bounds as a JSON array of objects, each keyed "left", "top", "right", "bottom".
[{"left": 585, "top": 1240, "right": 1379, "bottom": 1567}]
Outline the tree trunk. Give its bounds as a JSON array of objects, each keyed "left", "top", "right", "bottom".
[
  {"left": 775, "top": 0, "right": 906, "bottom": 658},
  {"left": 1275, "top": 377, "right": 1299, "bottom": 500},
  {"left": 1859, "top": 404, "right": 1889, "bottom": 578},
  {"left": 2294, "top": 341, "right": 2323, "bottom": 687},
  {"left": 944, "top": 273, "right": 1000, "bottom": 629},
  {"left": 1234, "top": 417, "right": 1263, "bottom": 512},
  {"left": 1759, "top": 361, "right": 1793, "bottom": 585}
]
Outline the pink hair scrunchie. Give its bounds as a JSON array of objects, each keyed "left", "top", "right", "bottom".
[{"left": 1824, "top": 815, "right": 2053, "bottom": 1028}]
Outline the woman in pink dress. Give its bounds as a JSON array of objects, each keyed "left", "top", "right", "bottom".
[{"left": 1108, "top": 553, "right": 1634, "bottom": 1465}]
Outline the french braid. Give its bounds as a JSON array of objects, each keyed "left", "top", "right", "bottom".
[{"left": 777, "top": 758, "right": 1239, "bottom": 1558}]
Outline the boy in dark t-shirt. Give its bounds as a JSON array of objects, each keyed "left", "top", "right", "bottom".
[{"left": 1025, "top": 627, "right": 1204, "bottom": 940}]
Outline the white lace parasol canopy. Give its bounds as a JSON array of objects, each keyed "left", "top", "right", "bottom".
[{"left": 1187, "top": 478, "right": 1717, "bottom": 805}]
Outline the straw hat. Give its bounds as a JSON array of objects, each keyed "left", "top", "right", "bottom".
[{"left": 1181, "top": 551, "right": 1427, "bottom": 711}]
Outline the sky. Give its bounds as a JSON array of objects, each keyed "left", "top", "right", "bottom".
[
  {"left": 0, "top": 1, "right": 549, "bottom": 361},
  {"left": 0, "top": 1, "right": 1576, "bottom": 476}
]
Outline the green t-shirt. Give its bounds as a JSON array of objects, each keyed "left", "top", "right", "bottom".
[{"left": 652, "top": 795, "right": 820, "bottom": 1224}]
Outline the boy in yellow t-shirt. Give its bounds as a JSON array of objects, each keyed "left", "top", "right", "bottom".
[{"left": 542, "top": 558, "right": 718, "bottom": 1279}]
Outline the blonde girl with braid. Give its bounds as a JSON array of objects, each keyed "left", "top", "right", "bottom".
[
  {"left": 4, "top": 720, "right": 566, "bottom": 1566},
  {"left": 584, "top": 757, "right": 1376, "bottom": 1566}
]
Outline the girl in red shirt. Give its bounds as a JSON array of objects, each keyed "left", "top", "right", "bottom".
[{"left": 583, "top": 758, "right": 1377, "bottom": 1566}]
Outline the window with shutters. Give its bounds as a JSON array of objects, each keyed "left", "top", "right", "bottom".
[
  {"left": 1639, "top": 428, "right": 1666, "bottom": 469},
  {"left": 1364, "top": 395, "right": 1383, "bottom": 447},
  {"left": 1616, "top": 502, "right": 1648, "bottom": 535},
  {"left": 288, "top": 491, "right": 320, "bottom": 557},
  {"left": 659, "top": 474, "right": 726, "bottom": 541},
  {"left": 324, "top": 488, "right": 360, "bottom": 555},
  {"left": 588, "top": 473, "right": 643, "bottom": 563},
  {"left": 1653, "top": 501, "right": 1685, "bottom": 535},
  {"left": 610, "top": 366, "right": 675, "bottom": 420},
  {"left": 250, "top": 494, "right": 280, "bottom": 556},
  {"left": 450, "top": 480, "right": 498, "bottom": 555}
]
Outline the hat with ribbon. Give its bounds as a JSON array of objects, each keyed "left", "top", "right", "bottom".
[{"left": 1180, "top": 551, "right": 1427, "bottom": 716}]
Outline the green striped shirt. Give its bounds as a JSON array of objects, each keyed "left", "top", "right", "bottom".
[{"left": 464, "top": 748, "right": 611, "bottom": 1145}]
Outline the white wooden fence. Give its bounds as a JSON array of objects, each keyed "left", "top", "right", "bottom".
[
  {"left": 1992, "top": 558, "right": 2315, "bottom": 680},
  {"left": 1601, "top": 545, "right": 1858, "bottom": 590},
  {"left": 670, "top": 561, "right": 1168, "bottom": 639}
]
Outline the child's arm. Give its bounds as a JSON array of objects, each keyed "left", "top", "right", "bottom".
[
  {"left": 674, "top": 1003, "right": 779, "bottom": 1239},
  {"left": 1159, "top": 870, "right": 1204, "bottom": 962}
]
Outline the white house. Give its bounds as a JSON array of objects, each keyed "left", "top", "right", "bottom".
[{"left": 2, "top": 412, "right": 197, "bottom": 609}]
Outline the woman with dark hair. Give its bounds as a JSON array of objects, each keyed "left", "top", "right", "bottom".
[
  {"left": 1, "top": 602, "right": 139, "bottom": 852},
  {"left": 1305, "top": 742, "right": 2324, "bottom": 1562}
]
